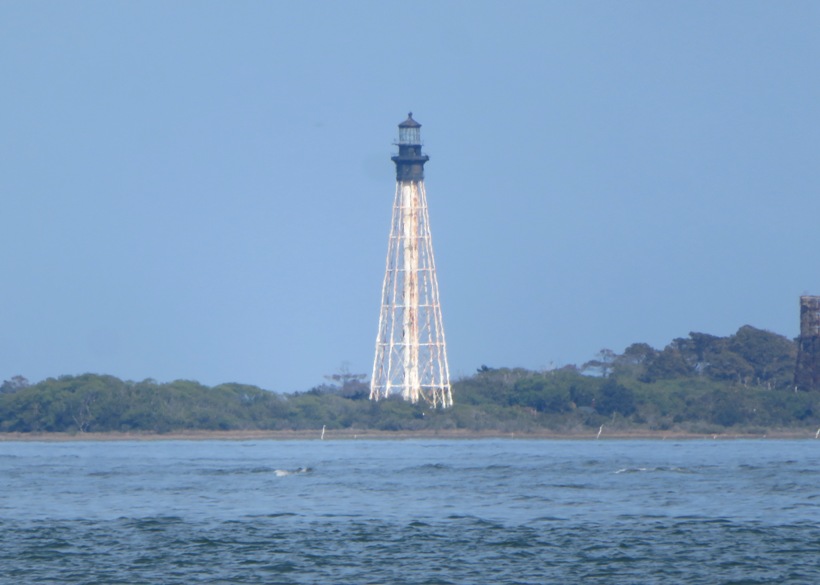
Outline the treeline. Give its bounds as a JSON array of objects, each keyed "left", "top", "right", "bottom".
[
  {"left": 589, "top": 325, "right": 798, "bottom": 388},
  {"left": 1, "top": 325, "right": 818, "bottom": 435}
]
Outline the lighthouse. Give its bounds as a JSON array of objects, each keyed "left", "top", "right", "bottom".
[{"left": 370, "top": 113, "right": 452, "bottom": 408}]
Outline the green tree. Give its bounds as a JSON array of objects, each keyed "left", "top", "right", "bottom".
[
  {"left": 596, "top": 379, "right": 636, "bottom": 417},
  {"left": 703, "top": 349, "right": 754, "bottom": 384},
  {"left": 727, "top": 325, "right": 796, "bottom": 388},
  {"left": 612, "top": 343, "right": 657, "bottom": 379},
  {"left": 643, "top": 346, "right": 693, "bottom": 381},
  {"left": 511, "top": 376, "right": 571, "bottom": 413},
  {"left": 1, "top": 376, "right": 30, "bottom": 394},
  {"left": 583, "top": 349, "right": 617, "bottom": 378}
]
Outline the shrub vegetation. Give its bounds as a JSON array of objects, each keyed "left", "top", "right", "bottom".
[{"left": 2, "top": 326, "right": 818, "bottom": 434}]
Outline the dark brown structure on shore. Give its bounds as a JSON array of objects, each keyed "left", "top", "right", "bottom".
[{"left": 794, "top": 296, "right": 820, "bottom": 390}]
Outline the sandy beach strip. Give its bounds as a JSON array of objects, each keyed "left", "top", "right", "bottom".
[{"left": 0, "top": 428, "right": 816, "bottom": 441}]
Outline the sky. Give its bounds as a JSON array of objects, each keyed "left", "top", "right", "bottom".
[{"left": 1, "top": 1, "right": 819, "bottom": 392}]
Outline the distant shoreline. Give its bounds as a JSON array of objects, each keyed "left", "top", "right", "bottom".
[{"left": 1, "top": 428, "right": 818, "bottom": 442}]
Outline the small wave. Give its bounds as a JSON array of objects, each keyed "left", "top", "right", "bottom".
[
  {"left": 513, "top": 494, "right": 553, "bottom": 503},
  {"left": 527, "top": 516, "right": 565, "bottom": 523},
  {"left": 482, "top": 464, "right": 516, "bottom": 471},
  {"left": 408, "top": 520, "right": 431, "bottom": 528},
  {"left": 87, "top": 470, "right": 121, "bottom": 478},
  {"left": 207, "top": 466, "right": 313, "bottom": 477},
  {"left": 259, "top": 561, "right": 298, "bottom": 573},
  {"left": 404, "top": 463, "right": 452, "bottom": 473},
  {"left": 119, "top": 516, "right": 185, "bottom": 530},
  {"left": 203, "top": 466, "right": 280, "bottom": 476},
  {"left": 274, "top": 467, "right": 313, "bottom": 477},
  {"left": 445, "top": 515, "right": 505, "bottom": 529},
  {"left": 636, "top": 514, "right": 671, "bottom": 520},
  {"left": 614, "top": 466, "right": 690, "bottom": 474}
]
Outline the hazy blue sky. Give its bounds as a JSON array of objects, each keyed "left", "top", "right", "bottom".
[{"left": 2, "top": 1, "right": 818, "bottom": 392}]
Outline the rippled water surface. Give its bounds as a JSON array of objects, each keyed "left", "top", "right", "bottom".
[{"left": 1, "top": 438, "right": 819, "bottom": 584}]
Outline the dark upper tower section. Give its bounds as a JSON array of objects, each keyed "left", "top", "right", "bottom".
[{"left": 392, "top": 112, "right": 429, "bottom": 182}]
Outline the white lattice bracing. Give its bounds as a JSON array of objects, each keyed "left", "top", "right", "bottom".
[{"left": 370, "top": 180, "right": 452, "bottom": 408}]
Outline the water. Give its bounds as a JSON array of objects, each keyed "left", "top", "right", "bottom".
[{"left": 1, "top": 438, "right": 819, "bottom": 584}]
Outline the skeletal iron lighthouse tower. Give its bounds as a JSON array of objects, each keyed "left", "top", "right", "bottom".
[{"left": 370, "top": 113, "right": 452, "bottom": 408}]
